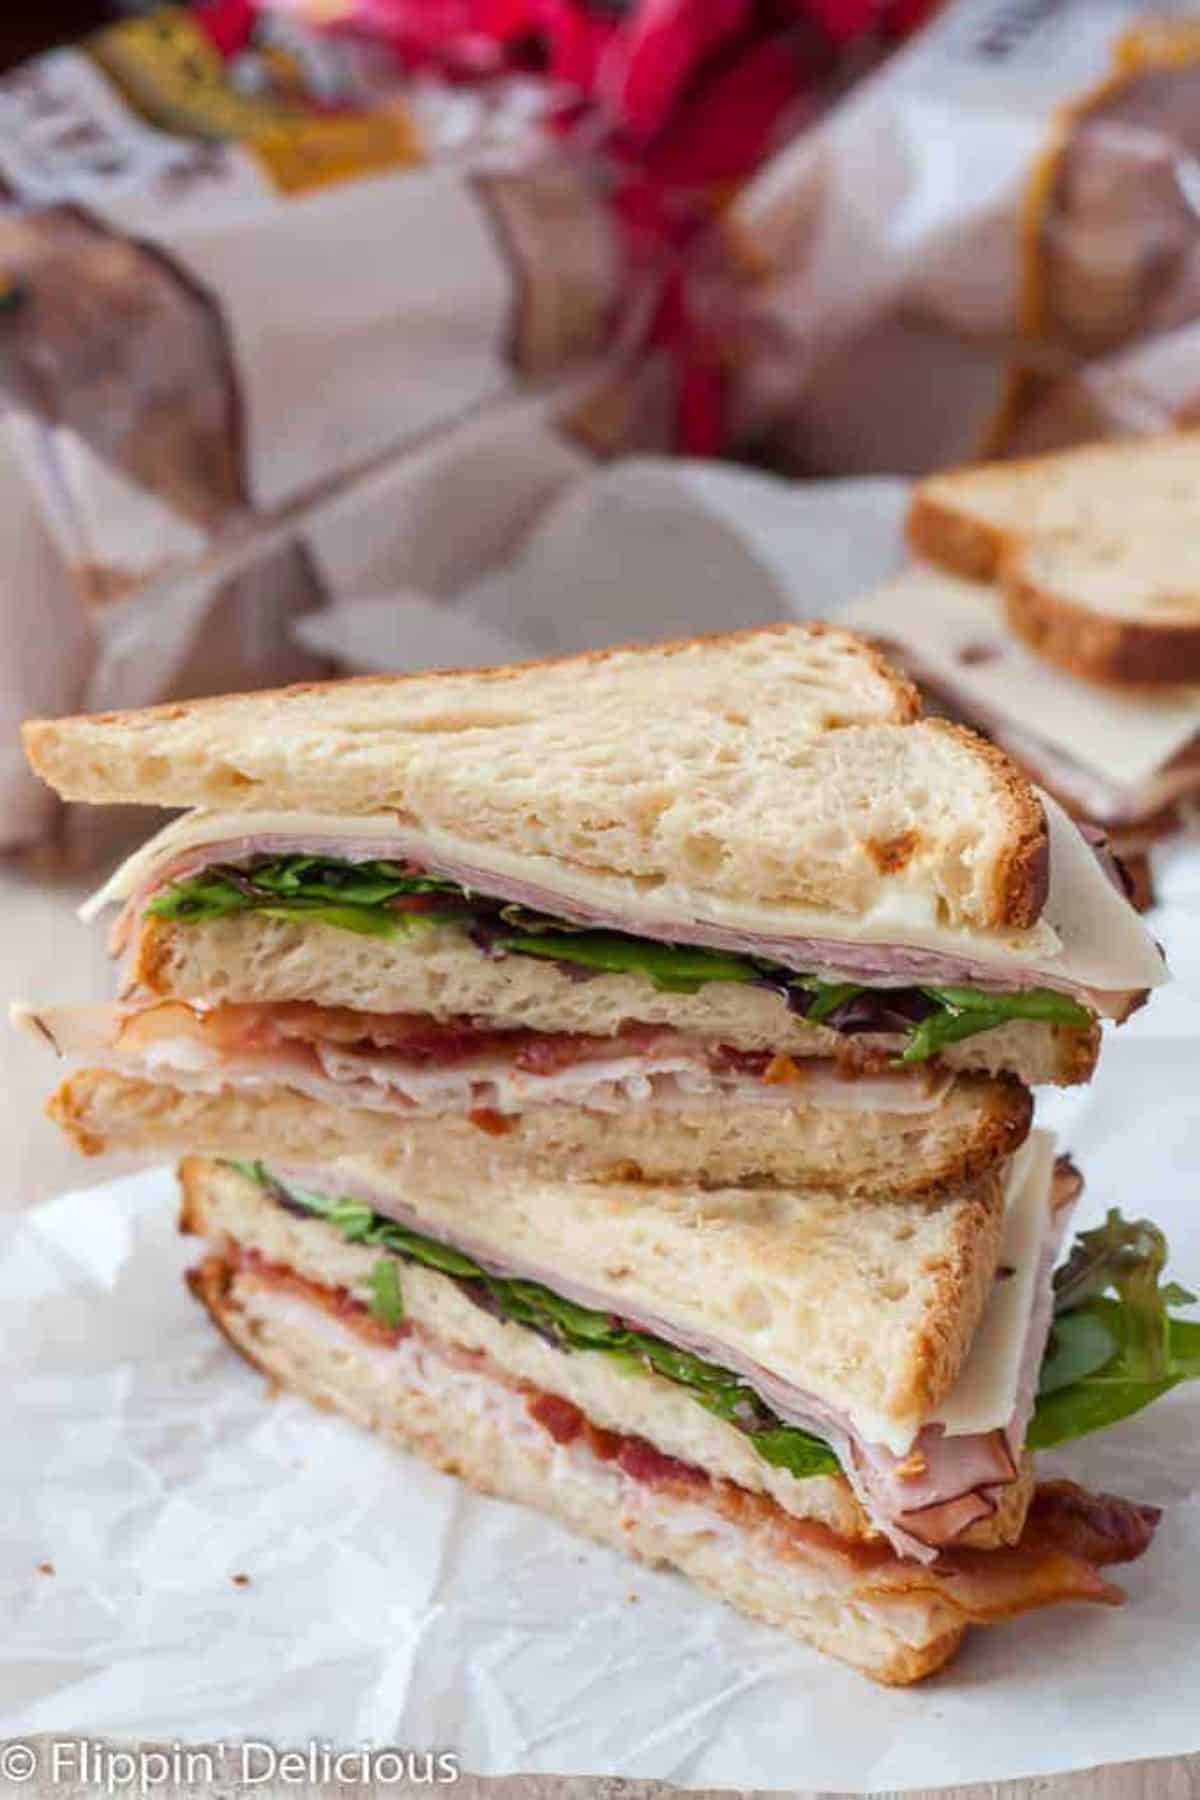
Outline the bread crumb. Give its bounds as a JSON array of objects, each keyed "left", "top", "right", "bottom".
[
  {"left": 957, "top": 642, "right": 1000, "bottom": 667},
  {"left": 37, "top": 1560, "right": 55, "bottom": 1576},
  {"left": 763, "top": 1053, "right": 808, "bottom": 1086},
  {"left": 866, "top": 829, "right": 920, "bottom": 874},
  {"left": 232, "top": 1573, "right": 251, "bottom": 1588}
]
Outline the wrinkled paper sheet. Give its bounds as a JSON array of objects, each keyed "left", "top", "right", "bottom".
[{"left": 3, "top": 464, "right": 1200, "bottom": 1789}]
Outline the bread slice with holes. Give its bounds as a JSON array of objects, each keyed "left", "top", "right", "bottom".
[
  {"left": 45, "top": 1062, "right": 1033, "bottom": 1196},
  {"left": 907, "top": 430, "right": 1200, "bottom": 584},
  {"left": 23, "top": 623, "right": 1052, "bottom": 933},
  {"left": 1001, "top": 526, "right": 1200, "bottom": 686}
]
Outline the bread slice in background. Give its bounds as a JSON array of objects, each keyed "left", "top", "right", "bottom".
[
  {"left": 22, "top": 623, "right": 1049, "bottom": 932},
  {"left": 907, "top": 429, "right": 1200, "bottom": 582},
  {"left": 49, "top": 1064, "right": 1032, "bottom": 1196},
  {"left": 1002, "top": 527, "right": 1200, "bottom": 685}
]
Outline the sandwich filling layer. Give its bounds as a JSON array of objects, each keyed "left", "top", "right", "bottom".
[
  {"left": 19, "top": 999, "right": 958, "bottom": 1119},
  {"left": 219, "top": 1139, "right": 1071, "bottom": 1560},
  {"left": 87, "top": 794, "right": 1166, "bottom": 1031}
]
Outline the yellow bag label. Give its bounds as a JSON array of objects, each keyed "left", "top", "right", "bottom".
[
  {"left": 90, "top": 10, "right": 290, "bottom": 141},
  {"left": 247, "top": 108, "right": 422, "bottom": 195},
  {"left": 88, "top": 7, "right": 421, "bottom": 193}
]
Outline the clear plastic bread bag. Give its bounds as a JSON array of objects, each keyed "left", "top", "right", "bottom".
[
  {"left": 0, "top": 4, "right": 643, "bottom": 855},
  {"left": 694, "top": 0, "right": 1200, "bottom": 477}
]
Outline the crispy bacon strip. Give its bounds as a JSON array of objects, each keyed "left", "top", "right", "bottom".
[
  {"left": 1021, "top": 1480, "right": 1161, "bottom": 1569},
  {"left": 124, "top": 1001, "right": 677, "bottom": 1070}
]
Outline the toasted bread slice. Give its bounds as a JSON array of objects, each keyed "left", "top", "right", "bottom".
[
  {"left": 129, "top": 911, "right": 1101, "bottom": 1086},
  {"left": 907, "top": 430, "right": 1200, "bottom": 582},
  {"left": 1001, "top": 528, "right": 1200, "bottom": 686},
  {"left": 48, "top": 1064, "right": 1032, "bottom": 1195},
  {"left": 23, "top": 624, "right": 1050, "bottom": 932}
]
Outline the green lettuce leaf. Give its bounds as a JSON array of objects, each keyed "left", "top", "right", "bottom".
[
  {"left": 1052, "top": 1210, "right": 1194, "bottom": 1373},
  {"left": 146, "top": 857, "right": 464, "bottom": 939},
  {"left": 492, "top": 931, "right": 762, "bottom": 994},
  {"left": 1029, "top": 1210, "right": 1200, "bottom": 1449},
  {"left": 796, "top": 979, "right": 864, "bottom": 1024},
  {"left": 898, "top": 985, "right": 1092, "bottom": 1065},
  {"left": 366, "top": 1258, "right": 405, "bottom": 1327},
  {"left": 247, "top": 857, "right": 457, "bottom": 903},
  {"left": 1035, "top": 1309, "right": 1117, "bottom": 1397},
  {"left": 239, "top": 1162, "right": 839, "bottom": 1479},
  {"left": 1028, "top": 1302, "right": 1197, "bottom": 1449},
  {"left": 749, "top": 1426, "right": 844, "bottom": 1479}
]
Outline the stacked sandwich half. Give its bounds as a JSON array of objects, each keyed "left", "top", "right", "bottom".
[{"left": 19, "top": 627, "right": 1196, "bottom": 1684}]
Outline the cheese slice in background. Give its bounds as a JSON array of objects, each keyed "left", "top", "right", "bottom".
[{"left": 843, "top": 568, "right": 1199, "bottom": 791}]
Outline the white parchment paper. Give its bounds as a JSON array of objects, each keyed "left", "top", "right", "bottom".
[
  {"left": 0, "top": 838, "right": 1197, "bottom": 1787},
  {"left": 296, "top": 456, "right": 911, "bottom": 671}
]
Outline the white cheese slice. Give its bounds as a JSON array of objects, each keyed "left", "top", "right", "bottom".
[
  {"left": 932, "top": 1129, "right": 1055, "bottom": 1439},
  {"left": 80, "top": 791, "right": 1168, "bottom": 998},
  {"left": 843, "top": 567, "right": 1199, "bottom": 790}
]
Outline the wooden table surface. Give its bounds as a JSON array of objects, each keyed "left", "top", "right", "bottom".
[
  {"left": 0, "top": 1752, "right": 1198, "bottom": 1800},
  {"left": 0, "top": 858, "right": 1193, "bottom": 1799}
]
